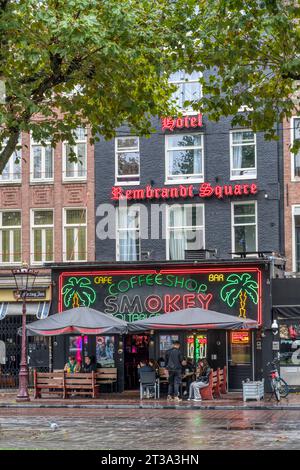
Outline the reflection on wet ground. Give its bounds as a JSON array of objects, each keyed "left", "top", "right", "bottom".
[{"left": 0, "top": 408, "right": 300, "bottom": 449}]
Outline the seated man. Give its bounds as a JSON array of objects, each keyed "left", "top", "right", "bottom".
[
  {"left": 187, "top": 359, "right": 211, "bottom": 402},
  {"left": 81, "top": 356, "right": 96, "bottom": 373},
  {"left": 137, "top": 360, "right": 155, "bottom": 398},
  {"left": 182, "top": 358, "right": 195, "bottom": 398}
]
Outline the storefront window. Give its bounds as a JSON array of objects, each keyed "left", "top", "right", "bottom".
[
  {"left": 68, "top": 335, "right": 88, "bottom": 366},
  {"left": 96, "top": 336, "right": 115, "bottom": 367},
  {"left": 159, "top": 335, "right": 179, "bottom": 360},
  {"left": 187, "top": 334, "right": 207, "bottom": 363},
  {"left": 230, "top": 331, "right": 251, "bottom": 365},
  {"left": 279, "top": 323, "right": 300, "bottom": 366}
]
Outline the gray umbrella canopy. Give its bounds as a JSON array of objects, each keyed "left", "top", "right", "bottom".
[
  {"left": 25, "top": 306, "right": 127, "bottom": 336},
  {"left": 127, "top": 307, "right": 258, "bottom": 332}
]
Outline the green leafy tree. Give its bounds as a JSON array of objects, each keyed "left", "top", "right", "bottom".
[
  {"left": 62, "top": 277, "right": 96, "bottom": 308},
  {"left": 0, "top": 0, "right": 197, "bottom": 173},
  {"left": 220, "top": 273, "right": 258, "bottom": 318},
  {"left": 191, "top": 0, "right": 300, "bottom": 145}
]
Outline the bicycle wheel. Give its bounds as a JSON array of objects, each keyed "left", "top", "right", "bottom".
[
  {"left": 271, "top": 379, "right": 281, "bottom": 401},
  {"left": 278, "top": 378, "right": 289, "bottom": 398}
]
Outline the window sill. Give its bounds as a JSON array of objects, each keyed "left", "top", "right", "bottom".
[
  {"left": 114, "top": 181, "right": 140, "bottom": 186},
  {"left": 0, "top": 181, "right": 22, "bottom": 186},
  {"left": 230, "top": 175, "right": 257, "bottom": 181},
  {"left": 164, "top": 179, "right": 204, "bottom": 185},
  {"left": 62, "top": 178, "right": 87, "bottom": 184},
  {"left": 30, "top": 180, "right": 54, "bottom": 185}
]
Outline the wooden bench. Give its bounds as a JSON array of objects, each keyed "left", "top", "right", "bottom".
[
  {"left": 96, "top": 368, "right": 117, "bottom": 392},
  {"left": 200, "top": 367, "right": 227, "bottom": 400},
  {"left": 64, "top": 372, "right": 99, "bottom": 398},
  {"left": 34, "top": 371, "right": 64, "bottom": 399}
]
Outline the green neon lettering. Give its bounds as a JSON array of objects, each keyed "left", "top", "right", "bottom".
[{"left": 146, "top": 274, "right": 155, "bottom": 286}]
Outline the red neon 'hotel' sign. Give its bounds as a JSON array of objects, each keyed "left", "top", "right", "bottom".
[{"left": 161, "top": 114, "right": 203, "bottom": 131}]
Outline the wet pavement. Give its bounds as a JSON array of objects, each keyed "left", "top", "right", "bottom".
[{"left": 0, "top": 408, "right": 300, "bottom": 449}]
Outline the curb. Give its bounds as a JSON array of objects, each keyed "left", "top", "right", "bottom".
[{"left": 0, "top": 402, "right": 299, "bottom": 411}]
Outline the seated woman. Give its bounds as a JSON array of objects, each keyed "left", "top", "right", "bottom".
[
  {"left": 187, "top": 358, "right": 211, "bottom": 402},
  {"left": 64, "top": 355, "right": 80, "bottom": 373},
  {"left": 81, "top": 355, "right": 96, "bottom": 373}
]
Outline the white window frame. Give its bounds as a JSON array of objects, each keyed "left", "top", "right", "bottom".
[
  {"left": 30, "top": 209, "right": 54, "bottom": 265},
  {"left": 115, "top": 136, "right": 140, "bottom": 186},
  {"left": 63, "top": 208, "right": 87, "bottom": 262},
  {"left": 230, "top": 129, "right": 257, "bottom": 180},
  {"left": 168, "top": 71, "right": 202, "bottom": 115},
  {"left": 0, "top": 140, "right": 22, "bottom": 184},
  {"left": 231, "top": 201, "right": 258, "bottom": 258},
  {"left": 165, "top": 133, "right": 204, "bottom": 184},
  {"left": 0, "top": 210, "right": 21, "bottom": 264},
  {"left": 116, "top": 206, "right": 141, "bottom": 261},
  {"left": 62, "top": 128, "right": 87, "bottom": 181},
  {"left": 292, "top": 205, "right": 300, "bottom": 272},
  {"left": 166, "top": 204, "right": 205, "bottom": 261},
  {"left": 30, "top": 136, "right": 54, "bottom": 183},
  {"left": 291, "top": 117, "right": 300, "bottom": 182}
]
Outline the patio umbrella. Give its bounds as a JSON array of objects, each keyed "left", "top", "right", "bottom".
[
  {"left": 127, "top": 307, "right": 258, "bottom": 332},
  {"left": 25, "top": 306, "right": 128, "bottom": 336}
]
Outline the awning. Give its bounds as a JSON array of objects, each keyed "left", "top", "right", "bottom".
[
  {"left": 0, "top": 302, "right": 50, "bottom": 320},
  {"left": 127, "top": 307, "right": 258, "bottom": 332},
  {"left": 273, "top": 305, "right": 300, "bottom": 320},
  {"left": 25, "top": 306, "right": 127, "bottom": 336}
]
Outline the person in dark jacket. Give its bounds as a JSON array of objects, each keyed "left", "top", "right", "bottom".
[
  {"left": 165, "top": 341, "right": 184, "bottom": 402},
  {"left": 81, "top": 356, "right": 96, "bottom": 373},
  {"left": 137, "top": 360, "right": 154, "bottom": 378},
  {"left": 188, "top": 358, "right": 211, "bottom": 402}
]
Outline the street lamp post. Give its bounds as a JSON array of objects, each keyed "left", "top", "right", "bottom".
[{"left": 12, "top": 266, "right": 38, "bottom": 402}]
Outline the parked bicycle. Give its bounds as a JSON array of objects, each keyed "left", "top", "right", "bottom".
[{"left": 267, "top": 358, "right": 289, "bottom": 401}]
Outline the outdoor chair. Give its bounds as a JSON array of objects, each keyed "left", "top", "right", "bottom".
[{"left": 139, "top": 370, "right": 159, "bottom": 400}]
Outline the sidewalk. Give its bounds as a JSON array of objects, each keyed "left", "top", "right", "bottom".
[{"left": 1, "top": 389, "right": 300, "bottom": 410}]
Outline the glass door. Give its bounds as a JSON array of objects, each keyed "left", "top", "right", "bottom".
[{"left": 228, "top": 330, "right": 253, "bottom": 390}]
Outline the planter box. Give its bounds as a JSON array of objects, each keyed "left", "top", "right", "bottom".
[{"left": 242, "top": 379, "right": 264, "bottom": 402}]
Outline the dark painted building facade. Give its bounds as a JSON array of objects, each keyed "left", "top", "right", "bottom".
[{"left": 94, "top": 114, "right": 284, "bottom": 262}]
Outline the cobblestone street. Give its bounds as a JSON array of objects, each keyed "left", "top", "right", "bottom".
[{"left": 0, "top": 408, "right": 300, "bottom": 450}]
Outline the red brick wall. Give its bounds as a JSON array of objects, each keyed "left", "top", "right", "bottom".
[
  {"left": 283, "top": 117, "right": 300, "bottom": 271},
  {"left": 0, "top": 126, "right": 95, "bottom": 275}
]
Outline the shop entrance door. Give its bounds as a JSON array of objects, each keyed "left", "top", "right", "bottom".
[
  {"left": 67, "top": 335, "right": 89, "bottom": 369},
  {"left": 186, "top": 333, "right": 208, "bottom": 363},
  {"left": 228, "top": 331, "right": 253, "bottom": 390},
  {"left": 124, "top": 334, "right": 149, "bottom": 389}
]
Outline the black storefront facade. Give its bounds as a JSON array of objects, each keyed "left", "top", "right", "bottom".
[
  {"left": 272, "top": 278, "right": 300, "bottom": 388},
  {"left": 51, "top": 259, "right": 274, "bottom": 392}
]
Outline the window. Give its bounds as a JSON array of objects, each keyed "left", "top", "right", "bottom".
[
  {"left": 31, "top": 139, "right": 53, "bottom": 181},
  {"left": 31, "top": 210, "right": 54, "bottom": 264},
  {"left": 167, "top": 204, "right": 204, "bottom": 260},
  {"left": 292, "top": 205, "right": 300, "bottom": 272},
  {"left": 230, "top": 130, "right": 256, "bottom": 179},
  {"left": 0, "top": 144, "right": 21, "bottom": 183},
  {"left": 63, "top": 208, "right": 87, "bottom": 261},
  {"left": 0, "top": 211, "right": 21, "bottom": 263},
  {"left": 165, "top": 134, "right": 203, "bottom": 183},
  {"left": 169, "top": 71, "right": 201, "bottom": 114},
  {"left": 96, "top": 336, "right": 115, "bottom": 367},
  {"left": 292, "top": 117, "right": 300, "bottom": 179},
  {"left": 279, "top": 322, "right": 300, "bottom": 367},
  {"left": 115, "top": 137, "right": 140, "bottom": 185},
  {"left": 232, "top": 202, "right": 257, "bottom": 255},
  {"left": 116, "top": 206, "right": 140, "bottom": 261},
  {"left": 63, "top": 127, "right": 87, "bottom": 180}
]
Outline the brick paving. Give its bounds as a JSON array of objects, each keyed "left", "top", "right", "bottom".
[
  {"left": 1, "top": 389, "right": 300, "bottom": 410},
  {"left": 0, "top": 408, "right": 300, "bottom": 449}
]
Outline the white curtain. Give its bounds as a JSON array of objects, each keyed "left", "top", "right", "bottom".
[
  {"left": 118, "top": 209, "right": 139, "bottom": 261},
  {"left": 232, "top": 133, "right": 243, "bottom": 173},
  {"left": 169, "top": 207, "right": 186, "bottom": 260}
]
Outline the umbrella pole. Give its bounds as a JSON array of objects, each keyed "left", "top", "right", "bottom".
[{"left": 49, "top": 336, "right": 53, "bottom": 372}]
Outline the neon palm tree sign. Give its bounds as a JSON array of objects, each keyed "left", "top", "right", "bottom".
[
  {"left": 62, "top": 277, "right": 96, "bottom": 308},
  {"left": 220, "top": 273, "right": 258, "bottom": 318}
]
